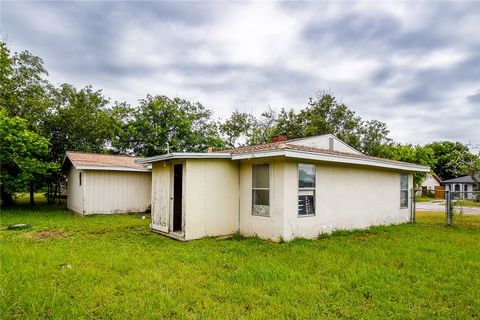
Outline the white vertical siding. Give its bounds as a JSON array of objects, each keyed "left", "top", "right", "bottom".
[
  {"left": 82, "top": 170, "right": 151, "bottom": 214},
  {"left": 67, "top": 167, "right": 84, "bottom": 214}
]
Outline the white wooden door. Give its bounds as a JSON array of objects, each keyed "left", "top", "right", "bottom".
[{"left": 151, "top": 164, "right": 170, "bottom": 233}]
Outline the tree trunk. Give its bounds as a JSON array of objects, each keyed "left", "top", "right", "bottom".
[
  {"left": 30, "top": 184, "right": 35, "bottom": 206},
  {"left": 1, "top": 187, "right": 14, "bottom": 206}
]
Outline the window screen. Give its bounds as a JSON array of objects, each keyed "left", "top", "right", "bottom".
[
  {"left": 298, "top": 163, "right": 316, "bottom": 216},
  {"left": 400, "top": 174, "right": 408, "bottom": 208},
  {"left": 252, "top": 164, "right": 269, "bottom": 216}
]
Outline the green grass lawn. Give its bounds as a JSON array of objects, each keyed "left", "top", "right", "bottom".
[
  {"left": 1, "top": 201, "right": 480, "bottom": 319},
  {"left": 414, "top": 196, "right": 436, "bottom": 202}
]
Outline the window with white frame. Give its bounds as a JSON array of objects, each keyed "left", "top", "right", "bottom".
[
  {"left": 298, "top": 163, "right": 316, "bottom": 216},
  {"left": 79, "top": 172, "right": 82, "bottom": 186},
  {"left": 400, "top": 174, "right": 408, "bottom": 208},
  {"left": 252, "top": 164, "right": 269, "bottom": 216}
]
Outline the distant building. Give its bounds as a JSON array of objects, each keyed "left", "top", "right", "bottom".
[
  {"left": 442, "top": 175, "right": 479, "bottom": 200},
  {"left": 62, "top": 152, "right": 152, "bottom": 215},
  {"left": 420, "top": 173, "right": 441, "bottom": 189}
]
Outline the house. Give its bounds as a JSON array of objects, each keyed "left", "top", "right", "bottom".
[
  {"left": 62, "top": 152, "right": 152, "bottom": 215},
  {"left": 137, "top": 134, "right": 429, "bottom": 241},
  {"left": 442, "top": 175, "right": 479, "bottom": 199},
  {"left": 417, "top": 173, "right": 442, "bottom": 196},
  {"left": 420, "top": 173, "right": 441, "bottom": 190}
]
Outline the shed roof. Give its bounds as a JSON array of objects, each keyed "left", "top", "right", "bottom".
[
  {"left": 442, "top": 175, "right": 479, "bottom": 184},
  {"left": 222, "top": 140, "right": 428, "bottom": 170},
  {"left": 63, "top": 151, "right": 150, "bottom": 172}
]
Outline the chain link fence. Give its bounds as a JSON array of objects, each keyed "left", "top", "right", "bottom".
[{"left": 411, "top": 189, "right": 480, "bottom": 227}]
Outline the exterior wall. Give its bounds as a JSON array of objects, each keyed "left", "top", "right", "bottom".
[
  {"left": 151, "top": 162, "right": 171, "bottom": 231},
  {"left": 291, "top": 135, "right": 361, "bottom": 154},
  {"left": 83, "top": 170, "right": 151, "bottom": 214},
  {"left": 67, "top": 167, "right": 84, "bottom": 214},
  {"left": 184, "top": 159, "right": 239, "bottom": 240},
  {"left": 282, "top": 160, "right": 413, "bottom": 240},
  {"left": 239, "top": 159, "right": 286, "bottom": 241}
]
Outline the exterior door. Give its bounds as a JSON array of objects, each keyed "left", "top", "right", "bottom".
[
  {"left": 173, "top": 163, "right": 183, "bottom": 232},
  {"left": 151, "top": 163, "right": 170, "bottom": 233}
]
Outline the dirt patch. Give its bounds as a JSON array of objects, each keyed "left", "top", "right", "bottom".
[{"left": 34, "top": 229, "right": 66, "bottom": 240}]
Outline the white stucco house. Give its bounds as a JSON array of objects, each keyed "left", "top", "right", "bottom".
[
  {"left": 62, "top": 152, "right": 152, "bottom": 215},
  {"left": 137, "top": 134, "right": 429, "bottom": 241}
]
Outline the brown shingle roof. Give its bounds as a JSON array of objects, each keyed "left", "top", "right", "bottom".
[
  {"left": 220, "top": 141, "right": 425, "bottom": 168},
  {"left": 65, "top": 151, "right": 147, "bottom": 170}
]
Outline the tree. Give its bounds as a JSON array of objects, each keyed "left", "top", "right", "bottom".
[
  {"left": 358, "top": 120, "right": 393, "bottom": 157},
  {"left": 219, "top": 110, "right": 255, "bottom": 148},
  {"left": 274, "top": 108, "right": 306, "bottom": 139},
  {"left": 109, "top": 101, "right": 135, "bottom": 154},
  {"left": 0, "top": 42, "right": 53, "bottom": 131},
  {"left": 45, "top": 84, "right": 115, "bottom": 162},
  {"left": 382, "top": 143, "right": 435, "bottom": 186},
  {"left": 247, "top": 107, "right": 278, "bottom": 145},
  {"left": 425, "top": 141, "right": 480, "bottom": 181},
  {"left": 300, "top": 92, "right": 363, "bottom": 149},
  {"left": 123, "top": 95, "right": 225, "bottom": 157},
  {"left": 0, "top": 109, "right": 57, "bottom": 205}
]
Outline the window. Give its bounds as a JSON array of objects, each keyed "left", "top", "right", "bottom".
[
  {"left": 252, "top": 164, "right": 269, "bottom": 216},
  {"left": 79, "top": 172, "right": 82, "bottom": 186},
  {"left": 400, "top": 174, "right": 408, "bottom": 208},
  {"left": 298, "top": 163, "right": 316, "bottom": 216}
]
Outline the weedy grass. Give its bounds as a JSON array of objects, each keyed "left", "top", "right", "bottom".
[{"left": 1, "top": 199, "right": 480, "bottom": 319}]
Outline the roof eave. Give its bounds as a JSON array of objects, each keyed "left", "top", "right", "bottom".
[
  {"left": 231, "top": 150, "right": 430, "bottom": 172},
  {"left": 74, "top": 165, "right": 151, "bottom": 172},
  {"left": 135, "top": 152, "right": 232, "bottom": 164}
]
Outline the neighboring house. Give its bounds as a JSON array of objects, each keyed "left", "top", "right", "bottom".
[
  {"left": 62, "top": 152, "right": 152, "bottom": 215},
  {"left": 442, "top": 175, "right": 479, "bottom": 199},
  {"left": 137, "top": 134, "right": 429, "bottom": 241},
  {"left": 420, "top": 173, "right": 442, "bottom": 190},
  {"left": 417, "top": 173, "right": 442, "bottom": 196}
]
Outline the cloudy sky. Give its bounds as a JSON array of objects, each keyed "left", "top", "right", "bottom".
[{"left": 1, "top": 1, "right": 479, "bottom": 150}]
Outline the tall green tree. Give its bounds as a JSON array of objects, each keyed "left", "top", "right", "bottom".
[
  {"left": 382, "top": 143, "right": 435, "bottom": 186},
  {"left": 0, "top": 109, "right": 57, "bottom": 205},
  {"left": 425, "top": 141, "right": 480, "bottom": 181},
  {"left": 45, "top": 84, "right": 115, "bottom": 162},
  {"left": 300, "top": 92, "right": 363, "bottom": 149},
  {"left": 358, "top": 120, "right": 393, "bottom": 157},
  {"left": 0, "top": 42, "right": 53, "bottom": 131},
  {"left": 121, "top": 95, "right": 225, "bottom": 156},
  {"left": 223, "top": 92, "right": 393, "bottom": 156},
  {"left": 247, "top": 108, "right": 279, "bottom": 145},
  {"left": 219, "top": 111, "right": 255, "bottom": 148},
  {"left": 274, "top": 108, "right": 305, "bottom": 140}
]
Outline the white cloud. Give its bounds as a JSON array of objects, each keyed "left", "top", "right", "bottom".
[{"left": 2, "top": 0, "right": 479, "bottom": 148}]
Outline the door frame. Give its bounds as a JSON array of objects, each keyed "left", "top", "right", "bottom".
[{"left": 170, "top": 160, "right": 186, "bottom": 236}]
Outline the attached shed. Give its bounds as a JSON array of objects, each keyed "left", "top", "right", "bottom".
[{"left": 62, "top": 152, "right": 152, "bottom": 215}]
